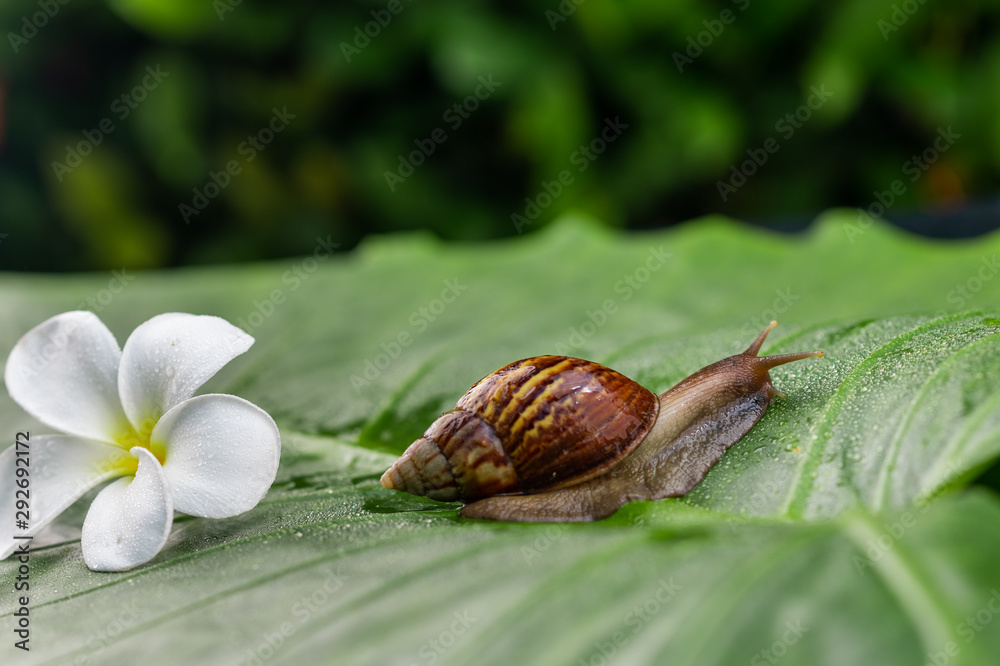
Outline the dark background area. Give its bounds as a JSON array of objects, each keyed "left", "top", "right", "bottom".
[{"left": 0, "top": 0, "right": 998, "bottom": 272}]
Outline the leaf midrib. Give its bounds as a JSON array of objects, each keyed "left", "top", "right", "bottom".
[
  {"left": 871, "top": 327, "right": 1000, "bottom": 510},
  {"left": 781, "top": 313, "right": 986, "bottom": 518}
]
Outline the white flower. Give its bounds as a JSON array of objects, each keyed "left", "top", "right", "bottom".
[{"left": 0, "top": 311, "right": 280, "bottom": 572}]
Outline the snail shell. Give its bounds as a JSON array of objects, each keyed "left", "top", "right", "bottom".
[
  {"left": 379, "top": 356, "right": 658, "bottom": 501},
  {"left": 381, "top": 322, "right": 822, "bottom": 521}
]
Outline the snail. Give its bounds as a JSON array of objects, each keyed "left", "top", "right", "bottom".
[{"left": 380, "top": 321, "right": 822, "bottom": 521}]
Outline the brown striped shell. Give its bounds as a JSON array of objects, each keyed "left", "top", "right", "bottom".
[{"left": 380, "top": 356, "right": 659, "bottom": 501}]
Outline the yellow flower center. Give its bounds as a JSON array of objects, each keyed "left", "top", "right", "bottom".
[{"left": 112, "top": 416, "right": 167, "bottom": 474}]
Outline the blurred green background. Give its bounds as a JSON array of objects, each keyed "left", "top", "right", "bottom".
[{"left": 1, "top": 0, "right": 998, "bottom": 271}]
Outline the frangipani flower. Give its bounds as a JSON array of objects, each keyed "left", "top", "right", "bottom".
[{"left": 0, "top": 311, "right": 280, "bottom": 571}]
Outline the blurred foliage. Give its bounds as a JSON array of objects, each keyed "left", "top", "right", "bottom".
[{"left": 0, "top": 0, "right": 999, "bottom": 271}]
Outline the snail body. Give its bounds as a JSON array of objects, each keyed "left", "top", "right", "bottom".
[{"left": 380, "top": 322, "right": 822, "bottom": 521}]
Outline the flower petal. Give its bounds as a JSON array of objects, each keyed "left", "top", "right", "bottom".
[
  {"left": 4, "top": 311, "right": 127, "bottom": 442},
  {"left": 0, "top": 435, "right": 131, "bottom": 559},
  {"left": 155, "top": 394, "right": 280, "bottom": 518},
  {"left": 81, "top": 447, "right": 173, "bottom": 572},
  {"left": 118, "top": 313, "right": 253, "bottom": 435}
]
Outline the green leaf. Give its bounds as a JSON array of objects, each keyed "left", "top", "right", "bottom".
[{"left": 3, "top": 212, "right": 1000, "bottom": 665}]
